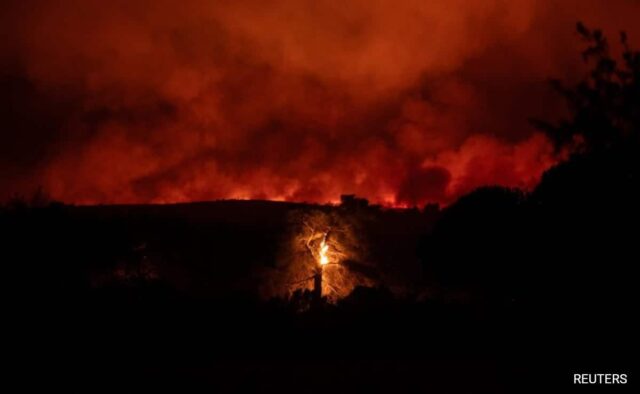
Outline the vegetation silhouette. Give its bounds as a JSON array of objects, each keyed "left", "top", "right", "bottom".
[
  {"left": 531, "top": 22, "right": 640, "bottom": 152},
  {"left": 420, "top": 23, "right": 638, "bottom": 338}
]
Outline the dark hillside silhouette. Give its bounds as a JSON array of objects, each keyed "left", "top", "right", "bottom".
[{"left": 420, "top": 186, "right": 526, "bottom": 300}]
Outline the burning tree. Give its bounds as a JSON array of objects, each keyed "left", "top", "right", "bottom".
[{"left": 265, "top": 209, "right": 374, "bottom": 305}]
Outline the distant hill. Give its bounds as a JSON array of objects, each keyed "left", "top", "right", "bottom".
[{"left": 3, "top": 198, "right": 437, "bottom": 299}]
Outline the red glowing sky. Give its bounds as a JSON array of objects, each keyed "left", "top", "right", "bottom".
[{"left": 2, "top": 0, "right": 639, "bottom": 206}]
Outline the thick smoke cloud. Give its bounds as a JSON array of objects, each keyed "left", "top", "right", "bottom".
[{"left": 2, "top": 0, "right": 639, "bottom": 206}]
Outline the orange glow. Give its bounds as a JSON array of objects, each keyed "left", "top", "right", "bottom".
[
  {"left": 3, "top": 1, "right": 640, "bottom": 206},
  {"left": 319, "top": 236, "right": 329, "bottom": 266}
]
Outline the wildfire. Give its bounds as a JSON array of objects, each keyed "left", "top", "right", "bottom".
[
  {"left": 285, "top": 211, "right": 371, "bottom": 303},
  {"left": 319, "top": 236, "right": 329, "bottom": 266}
]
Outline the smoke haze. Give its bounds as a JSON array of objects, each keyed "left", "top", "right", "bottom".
[{"left": 2, "top": 0, "right": 639, "bottom": 206}]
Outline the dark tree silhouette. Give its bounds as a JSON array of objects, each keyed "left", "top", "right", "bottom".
[
  {"left": 532, "top": 22, "right": 640, "bottom": 152},
  {"left": 420, "top": 24, "right": 639, "bottom": 323}
]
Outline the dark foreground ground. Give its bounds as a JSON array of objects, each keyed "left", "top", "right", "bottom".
[{"left": 3, "top": 148, "right": 638, "bottom": 392}]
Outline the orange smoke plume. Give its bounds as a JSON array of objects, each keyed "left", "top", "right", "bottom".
[{"left": 2, "top": 1, "right": 640, "bottom": 206}]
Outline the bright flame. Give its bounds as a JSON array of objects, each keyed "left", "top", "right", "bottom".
[{"left": 319, "top": 237, "right": 329, "bottom": 266}]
